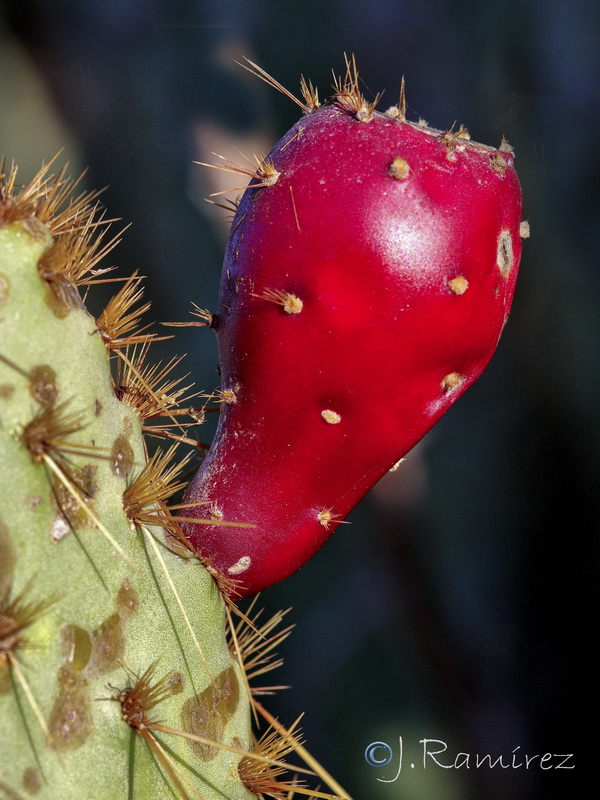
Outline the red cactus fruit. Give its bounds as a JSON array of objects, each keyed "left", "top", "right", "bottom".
[{"left": 182, "top": 60, "right": 527, "bottom": 598}]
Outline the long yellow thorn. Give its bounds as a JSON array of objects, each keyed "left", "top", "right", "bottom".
[
  {"left": 8, "top": 653, "right": 51, "bottom": 743},
  {"left": 254, "top": 700, "right": 353, "bottom": 800},
  {"left": 140, "top": 525, "right": 213, "bottom": 682},
  {"left": 42, "top": 453, "right": 137, "bottom": 572},
  {"left": 149, "top": 724, "right": 314, "bottom": 776}
]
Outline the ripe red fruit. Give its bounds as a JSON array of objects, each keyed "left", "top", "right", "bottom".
[{"left": 182, "top": 62, "right": 527, "bottom": 598}]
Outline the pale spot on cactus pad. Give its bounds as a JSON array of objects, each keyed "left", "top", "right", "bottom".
[
  {"left": 89, "top": 612, "right": 125, "bottom": 675},
  {"left": 110, "top": 434, "right": 134, "bottom": 478},
  {"left": 48, "top": 666, "right": 94, "bottom": 752},
  {"left": 50, "top": 513, "right": 70, "bottom": 542},
  {"left": 60, "top": 625, "right": 93, "bottom": 672},
  {"left": 29, "top": 364, "right": 58, "bottom": 406},
  {"left": 116, "top": 578, "right": 139, "bottom": 620}
]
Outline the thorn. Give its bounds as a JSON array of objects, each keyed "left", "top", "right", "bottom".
[
  {"left": 333, "top": 53, "right": 382, "bottom": 121},
  {"left": 196, "top": 151, "right": 280, "bottom": 196},
  {"left": 122, "top": 444, "right": 194, "bottom": 535},
  {"left": 215, "top": 387, "right": 238, "bottom": 405},
  {"left": 252, "top": 288, "right": 303, "bottom": 315},
  {"left": 96, "top": 271, "right": 166, "bottom": 350},
  {"left": 289, "top": 185, "right": 301, "bottom": 233},
  {"left": 399, "top": 75, "right": 406, "bottom": 120},
  {"left": 317, "top": 508, "right": 350, "bottom": 531},
  {"left": 299, "top": 74, "right": 320, "bottom": 112},
  {"left": 236, "top": 57, "right": 316, "bottom": 113},
  {"left": 280, "top": 128, "right": 304, "bottom": 151},
  {"left": 161, "top": 304, "right": 215, "bottom": 329}
]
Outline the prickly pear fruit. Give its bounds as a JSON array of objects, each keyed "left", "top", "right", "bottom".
[{"left": 182, "top": 61, "right": 527, "bottom": 598}]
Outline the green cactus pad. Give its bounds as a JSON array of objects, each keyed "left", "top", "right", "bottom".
[{"left": 0, "top": 186, "right": 254, "bottom": 799}]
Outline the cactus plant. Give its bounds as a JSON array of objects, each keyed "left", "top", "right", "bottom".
[
  {"left": 182, "top": 56, "right": 527, "bottom": 598},
  {"left": 1, "top": 55, "right": 526, "bottom": 798},
  {"left": 0, "top": 160, "right": 348, "bottom": 799}
]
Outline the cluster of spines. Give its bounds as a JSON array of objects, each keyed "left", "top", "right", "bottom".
[
  {"left": 209, "top": 53, "right": 532, "bottom": 202},
  {"left": 0, "top": 158, "right": 352, "bottom": 800}
]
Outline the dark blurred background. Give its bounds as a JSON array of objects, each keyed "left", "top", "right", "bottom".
[{"left": 1, "top": 1, "right": 596, "bottom": 798}]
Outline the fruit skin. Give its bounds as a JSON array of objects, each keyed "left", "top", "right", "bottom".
[
  {"left": 0, "top": 186, "right": 254, "bottom": 798},
  {"left": 182, "top": 99, "right": 525, "bottom": 598}
]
